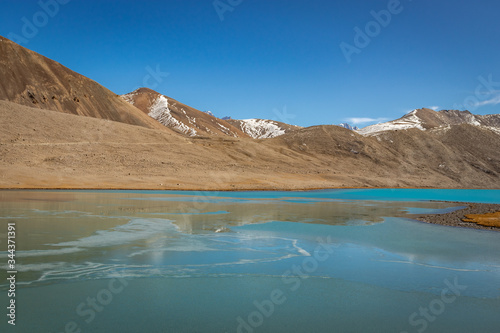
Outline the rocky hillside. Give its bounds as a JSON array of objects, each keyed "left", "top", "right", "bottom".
[
  {"left": 0, "top": 35, "right": 499, "bottom": 190},
  {"left": 0, "top": 35, "right": 162, "bottom": 130},
  {"left": 358, "top": 108, "right": 500, "bottom": 136},
  {"left": 271, "top": 123, "right": 500, "bottom": 187},
  {"left": 1, "top": 99, "right": 499, "bottom": 189},
  {"left": 225, "top": 118, "right": 302, "bottom": 139},
  {"left": 122, "top": 88, "right": 248, "bottom": 137}
]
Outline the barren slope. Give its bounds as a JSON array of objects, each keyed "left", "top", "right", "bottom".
[
  {"left": 226, "top": 118, "right": 301, "bottom": 139},
  {"left": 1, "top": 100, "right": 499, "bottom": 189},
  {"left": 358, "top": 108, "right": 500, "bottom": 135},
  {"left": 0, "top": 35, "right": 163, "bottom": 130},
  {"left": 122, "top": 88, "right": 248, "bottom": 137},
  {"left": 270, "top": 124, "right": 500, "bottom": 188}
]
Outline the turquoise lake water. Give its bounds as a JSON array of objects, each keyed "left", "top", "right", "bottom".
[{"left": 1, "top": 189, "right": 500, "bottom": 332}]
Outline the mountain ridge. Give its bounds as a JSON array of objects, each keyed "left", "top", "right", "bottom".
[
  {"left": 0, "top": 35, "right": 499, "bottom": 189},
  {"left": 2, "top": 99, "right": 499, "bottom": 189},
  {"left": 358, "top": 108, "right": 500, "bottom": 136},
  {"left": 122, "top": 88, "right": 248, "bottom": 137},
  {"left": 225, "top": 118, "right": 302, "bottom": 139},
  {"left": 0, "top": 35, "right": 164, "bottom": 130}
]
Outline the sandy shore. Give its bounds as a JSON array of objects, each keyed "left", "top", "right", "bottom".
[{"left": 415, "top": 202, "right": 500, "bottom": 231}]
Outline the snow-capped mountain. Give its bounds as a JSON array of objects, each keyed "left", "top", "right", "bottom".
[
  {"left": 122, "top": 88, "right": 247, "bottom": 137},
  {"left": 146, "top": 95, "right": 197, "bottom": 136},
  {"left": 357, "top": 108, "right": 500, "bottom": 136},
  {"left": 122, "top": 88, "right": 301, "bottom": 139},
  {"left": 3, "top": 34, "right": 500, "bottom": 190},
  {"left": 338, "top": 123, "right": 359, "bottom": 131},
  {"left": 226, "top": 119, "right": 302, "bottom": 139}
]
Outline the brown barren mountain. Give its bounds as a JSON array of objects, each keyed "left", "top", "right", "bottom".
[
  {"left": 413, "top": 108, "right": 500, "bottom": 128},
  {"left": 1, "top": 99, "right": 499, "bottom": 190},
  {"left": 0, "top": 36, "right": 499, "bottom": 190},
  {"left": 0, "top": 35, "right": 163, "bottom": 130},
  {"left": 226, "top": 118, "right": 302, "bottom": 139},
  {"left": 122, "top": 88, "right": 248, "bottom": 137},
  {"left": 358, "top": 108, "right": 500, "bottom": 135}
]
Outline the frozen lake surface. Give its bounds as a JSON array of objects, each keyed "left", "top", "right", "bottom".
[{"left": 1, "top": 189, "right": 500, "bottom": 332}]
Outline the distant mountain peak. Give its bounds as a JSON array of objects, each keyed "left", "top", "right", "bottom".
[
  {"left": 338, "top": 123, "right": 359, "bottom": 131},
  {"left": 357, "top": 108, "right": 500, "bottom": 136}
]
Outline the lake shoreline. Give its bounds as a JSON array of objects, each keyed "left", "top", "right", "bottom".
[
  {"left": 413, "top": 202, "right": 500, "bottom": 231},
  {"left": 1, "top": 186, "right": 500, "bottom": 192}
]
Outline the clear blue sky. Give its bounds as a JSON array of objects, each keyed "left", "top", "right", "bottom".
[{"left": 1, "top": 0, "right": 500, "bottom": 127}]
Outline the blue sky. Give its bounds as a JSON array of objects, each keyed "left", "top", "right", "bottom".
[{"left": 1, "top": 0, "right": 500, "bottom": 127}]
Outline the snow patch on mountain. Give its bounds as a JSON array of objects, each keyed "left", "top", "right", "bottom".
[
  {"left": 486, "top": 126, "right": 500, "bottom": 135},
  {"left": 149, "top": 96, "right": 197, "bottom": 136},
  {"left": 217, "top": 122, "right": 232, "bottom": 135},
  {"left": 357, "top": 110, "right": 425, "bottom": 136},
  {"left": 239, "top": 119, "right": 287, "bottom": 139},
  {"left": 356, "top": 109, "right": 500, "bottom": 136},
  {"left": 121, "top": 92, "right": 136, "bottom": 104}
]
